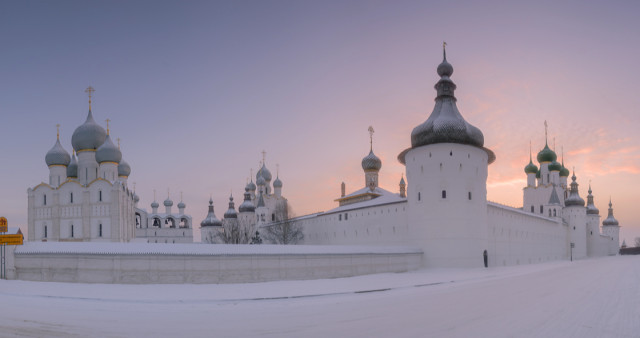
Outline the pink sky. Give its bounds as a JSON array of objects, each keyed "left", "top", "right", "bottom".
[{"left": 1, "top": 1, "right": 638, "bottom": 243}]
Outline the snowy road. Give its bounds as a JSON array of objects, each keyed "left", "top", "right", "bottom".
[{"left": 1, "top": 255, "right": 638, "bottom": 337}]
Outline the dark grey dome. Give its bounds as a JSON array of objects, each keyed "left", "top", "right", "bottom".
[
  {"left": 602, "top": 200, "right": 619, "bottom": 226},
  {"left": 257, "top": 164, "right": 272, "bottom": 182},
  {"left": 410, "top": 56, "right": 484, "bottom": 149},
  {"left": 200, "top": 198, "right": 222, "bottom": 227},
  {"left": 224, "top": 195, "right": 237, "bottom": 219},
  {"left": 256, "top": 175, "right": 266, "bottom": 186},
  {"left": 151, "top": 201, "right": 159, "bottom": 209},
  {"left": 66, "top": 152, "right": 78, "bottom": 178},
  {"left": 163, "top": 197, "right": 173, "bottom": 207},
  {"left": 361, "top": 150, "right": 382, "bottom": 171},
  {"left": 45, "top": 138, "right": 71, "bottom": 167},
  {"left": 72, "top": 110, "right": 107, "bottom": 152},
  {"left": 118, "top": 158, "right": 131, "bottom": 177},
  {"left": 246, "top": 179, "right": 257, "bottom": 191},
  {"left": 273, "top": 176, "right": 283, "bottom": 188},
  {"left": 586, "top": 186, "right": 599, "bottom": 215},
  {"left": 96, "top": 135, "right": 122, "bottom": 164},
  {"left": 565, "top": 173, "right": 585, "bottom": 207},
  {"left": 178, "top": 201, "right": 186, "bottom": 209},
  {"left": 239, "top": 188, "right": 256, "bottom": 213}
]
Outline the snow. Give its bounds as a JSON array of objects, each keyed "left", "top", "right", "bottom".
[
  {"left": 1, "top": 255, "right": 638, "bottom": 337},
  {"left": 15, "top": 242, "right": 421, "bottom": 255}
]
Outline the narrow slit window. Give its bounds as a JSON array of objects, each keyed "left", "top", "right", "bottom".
[{"left": 442, "top": 190, "right": 447, "bottom": 199}]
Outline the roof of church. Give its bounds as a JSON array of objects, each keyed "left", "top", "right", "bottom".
[{"left": 329, "top": 186, "right": 406, "bottom": 214}]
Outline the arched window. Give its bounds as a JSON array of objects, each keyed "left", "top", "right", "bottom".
[
  {"left": 71, "top": 224, "right": 74, "bottom": 238},
  {"left": 553, "top": 209, "right": 557, "bottom": 217},
  {"left": 70, "top": 192, "right": 73, "bottom": 204},
  {"left": 99, "top": 190, "right": 102, "bottom": 202},
  {"left": 540, "top": 205, "right": 543, "bottom": 214},
  {"left": 272, "top": 214, "right": 275, "bottom": 221},
  {"left": 548, "top": 209, "right": 552, "bottom": 217},
  {"left": 99, "top": 224, "right": 103, "bottom": 237},
  {"left": 468, "top": 192, "right": 472, "bottom": 200},
  {"left": 44, "top": 225, "right": 48, "bottom": 238},
  {"left": 442, "top": 190, "right": 447, "bottom": 199},
  {"left": 43, "top": 194, "right": 47, "bottom": 206},
  {"left": 418, "top": 192, "right": 421, "bottom": 201}
]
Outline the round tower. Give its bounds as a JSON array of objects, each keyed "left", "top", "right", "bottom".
[
  {"left": 585, "top": 184, "right": 601, "bottom": 256},
  {"left": 602, "top": 198, "right": 620, "bottom": 255},
  {"left": 564, "top": 172, "right": 587, "bottom": 259},
  {"left": 398, "top": 46, "right": 495, "bottom": 268}
]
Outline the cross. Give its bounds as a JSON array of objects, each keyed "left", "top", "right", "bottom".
[
  {"left": 117, "top": 137, "right": 121, "bottom": 149},
  {"left": 443, "top": 41, "right": 447, "bottom": 60},
  {"left": 167, "top": 188, "right": 170, "bottom": 198},
  {"left": 180, "top": 191, "right": 183, "bottom": 202},
  {"left": 276, "top": 163, "right": 280, "bottom": 177},
  {"left": 85, "top": 86, "right": 95, "bottom": 109},
  {"left": 261, "top": 150, "right": 266, "bottom": 164},
  {"left": 105, "top": 119, "right": 111, "bottom": 135},
  {"left": 368, "top": 126, "right": 374, "bottom": 151},
  {"left": 56, "top": 123, "right": 60, "bottom": 140}
]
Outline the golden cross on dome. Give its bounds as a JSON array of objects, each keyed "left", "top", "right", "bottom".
[
  {"left": 85, "top": 86, "right": 95, "bottom": 110},
  {"left": 276, "top": 163, "right": 280, "bottom": 176},
  {"left": 56, "top": 124, "right": 60, "bottom": 140},
  {"left": 117, "top": 137, "right": 121, "bottom": 149},
  {"left": 261, "top": 150, "right": 266, "bottom": 163},
  {"left": 105, "top": 119, "right": 111, "bottom": 135},
  {"left": 368, "top": 126, "right": 375, "bottom": 151},
  {"left": 443, "top": 41, "right": 447, "bottom": 60}
]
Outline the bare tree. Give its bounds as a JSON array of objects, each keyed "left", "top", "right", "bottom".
[
  {"left": 215, "top": 217, "right": 254, "bottom": 244},
  {"left": 263, "top": 202, "right": 303, "bottom": 244},
  {"left": 634, "top": 237, "right": 640, "bottom": 248}
]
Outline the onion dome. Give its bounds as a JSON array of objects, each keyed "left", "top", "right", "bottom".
[
  {"left": 67, "top": 151, "right": 78, "bottom": 178},
  {"left": 259, "top": 163, "right": 272, "bottom": 182},
  {"left": 273, "top": 176, "right": 283, "bottom": 188},
  {"left": 178, "top": 201, "right": 186, "bottom": 209},
  {"left": 239, "top": 188, "right": 256, "bottom": 213},
  {"left": 256, "top": 175, "right": 266, "bottom": 187},
  {"left": 524, "top": 159, "right": 538, "bottom": 175},
  {"left": 362, "top": 150, "right": 382, "bottom": 171},
  {"left": 408, "top": 48, "right": 486, "bottom": 153},
  {"left": 559, "top": 164, "right": 570, "bottom": 177},
  {"left": 602, "top": 199, "right": 619, "bottom": 226},
  {"left": 151, "top": 200, "right": 159, "bottom": 209},
  {"left": 96, "top": 134, "right": 122, "bottom": 164},
  {"left": 72, "top": 110, "right": 107, "bottom": 152},
  {"left": 163, "top": 196, "right": 173, "bottom": 207},
  {"left": 565, "top": 172, "right": 585, "bottom": 207},
  {"left": 246, "top": 179, "right": 256, "bottom": 192},
  {"left": 200, "top": 198, "right": 222, "bottom": 227},
  {"left": 223, "top": 195, "right": 238, "bottom": 219},
  {"left": 133, "top": 193, "right": 140, "bottom": 203},
  {"left": 45, "top": 137, "right": 71, "bottom": 167},
  {"left": 536, "top": 143, "right": 557, "bottom": 163},
  {"left": 118, "top": 158, "right": 131, "bottom": 177},
  {"left": 548, "top": 160, "right": 562, "bottom": 172},
  {"left": 586, "top": 185, "right": 599, "bottom": 215}
]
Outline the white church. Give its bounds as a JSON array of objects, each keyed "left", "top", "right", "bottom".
[{"left": 295, "top": 48, "right": 621, "bottom": 267}]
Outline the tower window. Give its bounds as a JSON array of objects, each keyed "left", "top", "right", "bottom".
[
  {"left": 468, "top": 192, "right": 472, "bottom": 200},
  {"left": 70, "top": 192, "right": 73, "bottom": 204},
  {"left": 540, "top": 205, "right": 543, "bottom": 214},
  {"left": 553, "top": 209, "right": 557, "bottom": 217},
  {"left": 44, "top": 225, "right": 47, "bottom": 238},
  {"left": 449, "top": 151, "right": 452, "bottom": 156},
  {"left": 99, "top": 190, "right": 102, "bottom": 202},
  {"left": 71, "top": 224, "right": 74, "bottom": 238},
  {"left": 339, "top": 214, "right": 342, "bottom": 221},
  {"left": 531, "top": 206, "right": 534, "bottom": 213},
  {"left": 418, "top": 192, "right": 421, "bottom": 201},
  {"left": 345, "top": 213, "right": 348, "bottom": 220},
  {"left": 99, "top": 224, "right": 103, "bottom": 237},
  {"left": 442, "top": 190, "right": 447, "bottom": 199},
  {"left": 272, "top": 214, "right": 275, "bottom": 221},
  {"left": 43, "top": 194, "right": 47, "bottom": 206}
]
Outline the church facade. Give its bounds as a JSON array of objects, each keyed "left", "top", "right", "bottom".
[{"left": 296, "top": 49, "right": 621, "bottom": 268}]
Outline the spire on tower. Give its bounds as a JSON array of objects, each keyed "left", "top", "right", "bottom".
[
  {"left": 368, "top": 126, "right": 374, "bottom": 151},
  {"left": 442, "top": 41, "right": 447, "bottom": 60},
  {"left": 105, "top": 119, "right": 111, "bottom": 135},
  {"left": 56, "top": 124, "right": 60, "bottom": 140}
]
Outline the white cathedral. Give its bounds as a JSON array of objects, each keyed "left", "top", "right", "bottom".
[
  {"left": 292, "top": 48, "right": 621, "bottom": 267},
  {"left": 27, "top": 88, "right": 195, "bottom": 244}
]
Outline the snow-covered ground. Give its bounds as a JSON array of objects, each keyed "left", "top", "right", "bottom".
[{"left": 1, "top": 255, "right": 638, "bottom": 337}]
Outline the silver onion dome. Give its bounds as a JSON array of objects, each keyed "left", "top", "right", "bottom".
[
  {"left": 163, "top": 196, "right": 173, "bottom": 207},
  {"left": 586, "top": 186, "right": 599, "bottom": 215},
  {"left": 239, "top": 188, "right": 256, "bottom": 213},
  {"left": 224, "top": 195, "right": 238, "bottom": 219},
  {"left": 362, "top": 150, "right": 382, "bottom": 171},
  {"left": 151, "top": 201, "right": 159, "bottom": 209},
  {"left": 565, "top": 173, "right": 585, "bottom": 207},
  {"left": 246, "top": 179, "right": 257, "bottom": 191},
  {"left": 96, "top": 134, "right": 122, "bottom": 164},
  {"left": 178, "top": 201, "right": 186, "bottom": 209},
  {"left": 67, "top": 152, "right": 78, "bottom": 178},
  {"left": 602, "top": 199, "right": 619, "bottom": 226},
  {"left": 200, "top": 198, "right": 222, "bottom": 227},
  {"left": 256, "top": 175, "right": 266, "bottom": 186},
  {"left": 257, "top": 163, "right": 272, "bottom": 182},
  {"left": 118, "top": 158, "right": 131, "bottom": 177},
  {"left": 72, "top": 110, "right": 107, "bottom": 152},
  {"left": 45, "top": 138, "right": 71, "bottom": 167},
  {"left": 273, "top": 176, "right": 283, "bottom": 188}
]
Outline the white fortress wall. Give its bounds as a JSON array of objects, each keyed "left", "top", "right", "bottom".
[
  {"left": 7, "top": 242, "right": 422, "bottom": 284},
  {"left": 487, "top": 202, "right": 568, "bottom": 266},
  {"left": 300, "top": 201, "right": 408, "bottom": 245}
]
